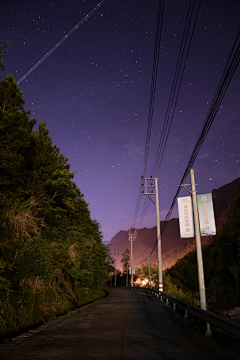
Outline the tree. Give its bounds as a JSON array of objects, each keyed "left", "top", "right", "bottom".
[
  {"left": 121, "top": 248, "right": 130, "bottom": 274},
  {"left": 0, "top": 75, "right": 36, "bottom": 193},
  {"left": 135, "top": 263, "right": 158, "bottom": 288},
  {"left": 0, "top": 42, "right": 10, "bottom": 74},
  {"left": 166, "top": 188, "right": 240, "bottom": 305},
  {"left": 0, "top": 74, "right": 110, "bottom": 338}
]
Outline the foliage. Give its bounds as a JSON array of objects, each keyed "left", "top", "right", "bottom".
[
  {"left": 0, "top": 75, "right": 109, "bottom": 339},
  {"left": 121, "top": 248, "right": 130, "bottom": 274},
  {"left": 16, "top": 235, "right": 51, "bottom": 281},
  {"left": 0, "top": 41, "right": 11, "bottom": 74},
  {"left": 163, "top": 273, "right": 200, "bottom": 306},
  {"left": 135, "top": 263, "right": 158, "bottom": 287},
  {"left": 166, "top": 188, "right": 240, "bottom": 305}
]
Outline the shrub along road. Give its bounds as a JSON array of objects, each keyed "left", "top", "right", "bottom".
[{"left": 0, "top": 287, "right": 239, "bottom": 360}]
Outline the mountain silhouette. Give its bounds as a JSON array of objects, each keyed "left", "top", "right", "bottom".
[{"left": 108, "top": 178, "right": 240, "bottom": 270}]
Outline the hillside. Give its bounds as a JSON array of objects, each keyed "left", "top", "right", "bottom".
[
  {"left": 0, "top": 76, "right": 109, "bottom": 339},
  {"left": 108, "top": 178, "right": 240, "bottom": 270}
]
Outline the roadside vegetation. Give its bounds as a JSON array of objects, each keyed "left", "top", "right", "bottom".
[
  {"left": 0, "top": 66, "right": 109, "bottom": 339},
  {"left": 134, "top": 188, "right": 240, "bottom": 308},
  {"left": 166, "top": 188, "right": 240, "bottom": 306}
]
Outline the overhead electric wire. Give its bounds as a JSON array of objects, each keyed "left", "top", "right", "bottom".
[
  {"left": 137, "top": 196, "right": 150, "bottom": 230},
  {"left": 135, "top": 240, "right": 158, "bottom": 267},
  {"left": 160, "top": 28, "right": 240, "bottom": 236},
  {"left": 142, "top": 0, "right": 165, "bottom": 178},
  {"left": 131, "top": 0, "right": 164, "bottom": 230},
  {"left": 134, "top": 239, "right": 157, "bottom": 263},
  {"left": 131, "top": 186, "right": 143, "bottom": 230},
  {"left": 152, "top": 0, "right": 201, "bottom": 177},
  {"left": 17, "top": 0, "right": 108, "bottom": 85},
  {"left": 134, "top": 0, "right": 201, "bottom": 237},
  {"left": 133, "top": 3, "right": 240, "bottom": 267}
]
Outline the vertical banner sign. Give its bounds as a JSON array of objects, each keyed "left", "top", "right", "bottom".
[
  {"left": 197, "top": 193, "right": 216, "bottom": 236},
  {"left": 129, "top": 267, "right": 135, "bottom": 275},
  {"left": 177, "top": 196, "right": 194, "bottom": 238}
]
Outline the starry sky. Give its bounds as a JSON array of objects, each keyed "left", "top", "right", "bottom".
[{"left": 1, "top": 0, "right": 240, "bottom": 244}]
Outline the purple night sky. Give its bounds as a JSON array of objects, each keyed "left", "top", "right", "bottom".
[{"left": 1, "top": 0, "right": 239, "bottom": 244}]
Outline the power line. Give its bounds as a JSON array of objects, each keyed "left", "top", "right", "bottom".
[
  {"left": 131, "top": 0, "right": 164, "bottom": 230},
  {"left": 134, "top": 238, "right": 157, "bottom": 264},
  {"left": 17, "top": 0, "right": 108, "bottom": 85},
  {"left": 135, "top": 240, "right": 157, "bottom": 267},
  {"left": 160, "top": 28, "right": 240, "bottom": 236},
  {"left": 134, "top": 0, "right": 201, "bottom": 234},
  {"left": 142, "top": 0, "right": 165, "bottom": 178},
  {"left": 152, "top": 0, "right": 201, "bottom": 177},
  {"left": 134, "top": 6, "right": 240, "bottom": 267}
]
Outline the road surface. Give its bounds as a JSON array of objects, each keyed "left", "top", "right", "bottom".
[{"left": 0, "top": 287, "right": 239, "bottom": 360}]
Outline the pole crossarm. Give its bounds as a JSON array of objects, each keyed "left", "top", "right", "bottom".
[
  {"left": 146, "top": 194, "right": 156, "bottom": 205},
  {"left": 128, "top": 233, "right": 136, "bottom": 242},
  {"left": 178, "top": 184, "right": 197, "bottom": 194},
  {"left": 141, "top": 176, "right": 157, "bottom": 195},
  {"left": 178, "top": 183, "right": 192, "bottom": 194}
]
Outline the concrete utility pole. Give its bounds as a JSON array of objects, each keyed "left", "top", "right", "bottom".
[
  {"left": 142, "top": 176, "right": 163, "bottom": 293},
  {"left": 128, "top": 232, "right": 136, "bottom": 288},
  {"left": 114, "top": 248, "right": 119, "bottom": 286},
  {"left": 190, "top": 169, "right": 207, "bottom": 310},
  {"left": 180, "top": 169, "right": 211, "bottom": 336},
  {"left": 148, "top": 256, "right": 152, "bottom": 289}
]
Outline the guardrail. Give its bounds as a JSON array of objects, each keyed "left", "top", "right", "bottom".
[{"left": 111, "top": 285, "right": 240, "bottom": 337}]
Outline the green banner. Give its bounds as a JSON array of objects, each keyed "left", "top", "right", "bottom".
[{"left": 197, "top": 193, "right": 216, "bottom": 236}]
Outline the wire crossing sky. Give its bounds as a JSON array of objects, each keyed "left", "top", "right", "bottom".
[
  {"left": 161, "top": 27, "right": 240, "bottom": 236},
  {"left": 1, "top": 0, "right": 240, "bottom": 244},
  {"left": 134, "top": 25, "right": 240, "bottom": 265},
  {"left": 132, "top": 0, "right": 202, "bottom": 233},
  {"left": 16, "top": 0, "right": 108, "bottom": 85},
  {"left": 131, "top": 0, "right": 164, "bottom": 232}
]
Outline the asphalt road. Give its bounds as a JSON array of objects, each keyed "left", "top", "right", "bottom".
[{"left": 0, "top": 287, "right": 239, "bottom": 360}]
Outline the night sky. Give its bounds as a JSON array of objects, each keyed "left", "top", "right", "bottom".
[{"left": 1, "top": 0, "right": 240, "bottom": 245}]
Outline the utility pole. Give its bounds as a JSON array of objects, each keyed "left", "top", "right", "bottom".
[
  {"left": 114, "top": 248, "right": 119, "bottom": 286},
  {"left": 190, "top": 169, "right": 207, "bottom": 310},
  {"left": 148, "top": 256, "right": 152, "bottom": 289},
  {"left": 126, "top": 264, "right": 128, "bottom": 287},
  {"left": 179, "top": 169, "right": 211, "bottom": 336},
  {"left": 128, "top": 231, "right": 136, "bottom": 288},
  {"left": 142, "top": 176, "right": 163, "bottom": 293}
]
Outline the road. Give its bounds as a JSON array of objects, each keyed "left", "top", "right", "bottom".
[{"left": 0, "top": 287, "right": 239, "bottom": 360}]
